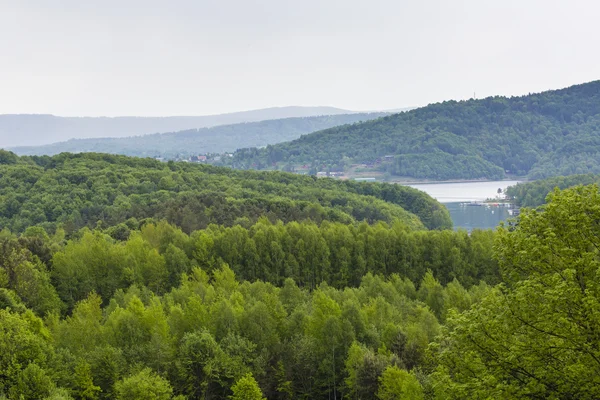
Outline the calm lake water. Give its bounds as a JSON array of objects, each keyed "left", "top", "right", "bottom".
[{"left": 406, "top": 181, "right": 521, "bottom": 231}]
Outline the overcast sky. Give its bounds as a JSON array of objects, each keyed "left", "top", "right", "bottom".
[{"left": 1, "top": 0, "right": 599, "bottom": 116}]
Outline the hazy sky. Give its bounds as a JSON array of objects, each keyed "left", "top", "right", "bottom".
[{"left": 1, "top": 0, "right": 599, "bottom": 116}]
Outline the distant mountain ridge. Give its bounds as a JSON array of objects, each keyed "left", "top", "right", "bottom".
[
  {"left": 231, "top": 81, "right": 600, "bottom": 180},
  {"left": 0, "top": 106, "right": 354, "bottom": 147},
  {"left": 9, "top": 113, "right": 389, "bottom": 158}
]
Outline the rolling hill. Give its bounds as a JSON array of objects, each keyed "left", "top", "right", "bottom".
[
  {"left": 0, "top": 106, "right": 355, "bottom": 147},
  {"left": 0, "top": 151, "right": 452, "bottom": 233},
  {"left": 9, "top": 113, "right": 388, "bottom": 158},
  {"left": 231, "top": 81, "right": 600, "bottom": 180}
]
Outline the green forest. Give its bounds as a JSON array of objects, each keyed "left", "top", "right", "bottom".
[
  {"left": 229, "top": 81, "right": 600, "bottom": 180},
  {"left": 505, "top": 173, "right": 600, "bottom": 207},
  {"left": 10, "top": 113, "right": 388, "bottom": 160},
  {"left": 1, "top": 150, "right": 600, "bottom": 398},
  {"left": 0, "top": 151, "right": 451, "bottom": 233}
]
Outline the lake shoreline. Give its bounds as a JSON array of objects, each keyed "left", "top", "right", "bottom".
[
  {"left": 405, "top": 180, "right": 523, "bottom": 230},
  {"left": 392, "top": 177, "right": 529, "bottom": 185},
  {"left": 406, "top": 180, "right": 522, "bottom": 203}
]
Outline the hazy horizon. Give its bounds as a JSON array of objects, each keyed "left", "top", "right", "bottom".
[
  {"left": 0, "top": 106, "right": 382, "bottom": 147},
  {"left": 2, "top": 0, "right": 600, "bottom": 117},
  {"left": 0, "top": 105, "right": 357, "bottom": 119}
]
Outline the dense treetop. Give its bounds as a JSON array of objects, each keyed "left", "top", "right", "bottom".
[
  {"left": 433, "top": 185, "right": 600, "bottom": 398},
  {"left": 10, "top": 113, "right": 388, "bottom": 159},
  {"left": 1, "top": 144, "right": 600, "bottom": 399},
  {"left": 0, "top": 151, "right": 451, "bottom": 233},
  {"left": 505, "top": 173, "right": 600, "bottom": 207},
  {"left": 230, "top": 81, "right": 600, "bottom": 180},
  {"left": 0, "top": 215, "right": 494, "bottom": 399}
]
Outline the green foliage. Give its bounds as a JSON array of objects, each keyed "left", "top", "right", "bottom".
[
  {"left": 72, "top": 360, "right": 101, "bottom": 400},
  {"left": 0, "top": 289, "right": 27, "bottom": 313},
  {"left": 377, "top": 366, "right": 424, "bottom": 400},
  {"left": 114, "top": 368, "right": 174, "bottom": 400},
  {"left": 417, "top": 271, "right": 444, "bottom": 321},
  {"left": 433, "top": 185, "right": 600, "bottom": 398},
  {"left": 230, "top": 373, "right": 265, "bottom": 400},
  {"left": 0, "top": 238, "right": 63, "bottom": 315},
  {"left": 45, "top": 387, "right": 75, "bottom": 400},
  {"left": 0, "top": 309, "right": 53, "bottom": 395},
  {"left": 45, "top": 220, "right": 498, "bottom": 311},
  {"left": 393, "top": 153, "right": 504, "bottom": 180},
  {"left": 0, "top": 245, "right": 492, "bottom": 399},
  {"left": 345, "top": 342, "right": 395, "bottom": 399},
  {"left": 9, "top": 363, "right": 55, "bottom": 400},
  {"left": 176, "top": 329, "right": 228, "bottom": 398},
  {"left": 0, "top": 150, "right": 17, "bottom": 165},
  {"left": 505, "top": 173, "right": 600, "bottom": 207},
  {"left": 4, "top": 148, "right": 600, "bottom": 400},
  {"left": 232, "top": 81, "right": 600, "bottom": 180},
  {"left": 51, "top": 231, "right": 127, "bottom": 309},
  {"left": 86, "top": 345, "right": 126, "bottom": 400},
  {"left": 0, "top": 152, "right": 452, "bottom": 233}
]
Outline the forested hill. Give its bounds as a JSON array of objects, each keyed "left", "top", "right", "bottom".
[
  {"left": 9, "top": 113, "right": 388, "bottom": 159},
  {"left": 231, "top": 81, "right": 600, "bottom": 180},
  {"left": 506, "top": 173, "right": 600, "bottom": 207},
  {"left": 0, "top": 150, "right": 451, "bottom": 233},
  {"left": 0, "top": 106, "right": 354, "bottom": 147},
  {"left": 2, "top": 181, "right": 600, "bottom": 399}
]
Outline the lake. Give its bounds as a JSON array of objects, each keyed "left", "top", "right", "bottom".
[{"left": 406, "top": 180, "right": 521, "bottom": 231}]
